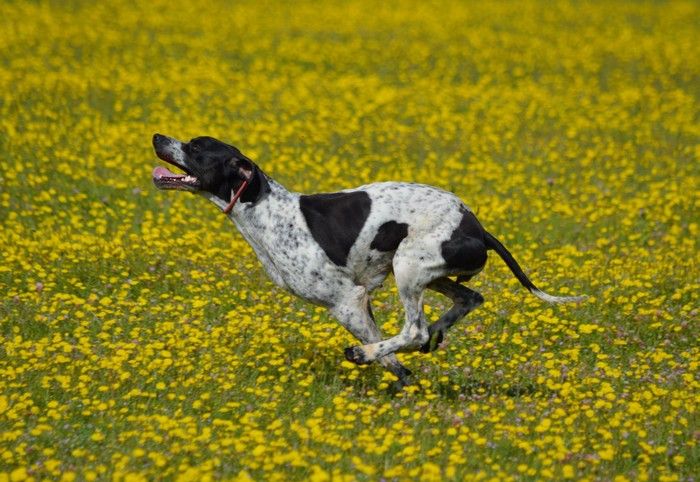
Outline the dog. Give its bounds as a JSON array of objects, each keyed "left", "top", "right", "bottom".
[{"left": 152, "top": 133, "right": 585, "bottom": 386}]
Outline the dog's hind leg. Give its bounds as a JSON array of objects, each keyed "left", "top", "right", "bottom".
[
  {"left": 419, "top": 277, "right": 484, "bottom": 353},
  {"left": 331, "top": 285, "right": 412, "bottom": 385}
]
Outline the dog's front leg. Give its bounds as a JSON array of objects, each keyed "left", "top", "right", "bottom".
[
  {"left": 344, "top": 254, "right": 430, "bottom": 364},
  {"left": 331, "top": 286, "right": 412, "bottom": 386}
]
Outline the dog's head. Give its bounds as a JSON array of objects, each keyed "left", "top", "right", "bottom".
[{"left": 152, "top": 134, "right": 269, "bottom": 206}]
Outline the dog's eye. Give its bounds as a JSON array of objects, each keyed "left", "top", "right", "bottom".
[{"left": 190, "top": 144, "right": 200, "bottom": 153}]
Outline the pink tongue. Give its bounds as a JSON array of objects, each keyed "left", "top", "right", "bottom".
[{"left": 152, "top": 166, "right": 183, "bottom": 179}]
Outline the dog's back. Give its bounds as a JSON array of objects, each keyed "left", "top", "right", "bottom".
[{"left": 333, "top": 182, "right": 477, "bottom": 289}]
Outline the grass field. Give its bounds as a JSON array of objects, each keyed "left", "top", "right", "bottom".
[{"left": 1, "top": 0, "right": 698, "bottom": 480}]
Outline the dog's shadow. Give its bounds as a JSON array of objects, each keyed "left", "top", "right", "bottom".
[
  {"left": 430, "top": 376, "right": 541, "bottom": 400},
  {"left": 302, "top": 344, "right": 545, "bottom": 400},
  {"left": 336, "top": 364, "right": 543, "bottom": 400}
]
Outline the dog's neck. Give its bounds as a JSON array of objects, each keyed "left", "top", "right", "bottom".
[
  {"left": 201, "top": 175, "right": 298, "bottom": 289},
  {"left": 200, "top": 173, "right": 294, "bottom": 213}
]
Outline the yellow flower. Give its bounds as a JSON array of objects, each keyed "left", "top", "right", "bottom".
[
  {"left": 535, "top": 418, "right": 552, "bottom": 433},
  {"left": 9, "top": 468, "right": 27, "bottom": 482},
  {"left": 599, "top": 445, "right": 615, "bottom": 461}
]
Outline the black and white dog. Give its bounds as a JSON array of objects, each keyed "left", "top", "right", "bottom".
[{"left": 152, "top": 134, "right": 584, "bottom": 385}]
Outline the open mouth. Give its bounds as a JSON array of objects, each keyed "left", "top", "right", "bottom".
[
  {"left": 152, "top": 134, "right": 201, "bottom": 191},
  {"left": 152, "top": 166, "right": 201, "bottom": 191}
]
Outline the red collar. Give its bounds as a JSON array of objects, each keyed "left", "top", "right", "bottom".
[{"left": 223, "top": 178, "right": 250, "bottom": 214}]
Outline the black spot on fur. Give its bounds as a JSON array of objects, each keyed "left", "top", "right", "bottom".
[
  {"left": 300, "top": 192, "right": 371, "bottom": 266},
  {"left": 370, "top": 221, "right": 408, "bottom": 251},
  {"left": 441, "top": 210, "right": 488, "bottom": 272}
]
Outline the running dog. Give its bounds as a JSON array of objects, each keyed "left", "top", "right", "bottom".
[{"left": 152, "top": 133, "right": 585, "bottom": 385}]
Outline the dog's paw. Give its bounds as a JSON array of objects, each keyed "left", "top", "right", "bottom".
[
  {"left": 419, "top": 329, "right": 444, "bottom": 353},
  {"left": 344, "top": 346, "right": 371, "bottom": 365}
]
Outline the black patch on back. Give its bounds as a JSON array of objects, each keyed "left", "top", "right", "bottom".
[
  {"left": 300, "top": 191, "right": 372, "bottom": 266},
  {"left": 370, "top": 221, "right": 408, "bottom": 251},
  {"left": 441, "top": 210, "right": 488, "bottom": 272}
]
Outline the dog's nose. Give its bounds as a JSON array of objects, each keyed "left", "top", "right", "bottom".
[{"left": 153, "top": 133, "right": 169, "bottom": 148}]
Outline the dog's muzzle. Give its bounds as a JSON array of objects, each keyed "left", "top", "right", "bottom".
[{"left": 152, "top": 134, "right": 201, "bottom": 191}]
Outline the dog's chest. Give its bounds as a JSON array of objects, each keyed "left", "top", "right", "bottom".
[{"left": 234, "top": 193, "right": 345, "bottom": 302}]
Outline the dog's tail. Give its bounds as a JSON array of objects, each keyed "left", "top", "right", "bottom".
[{"left": 483, "top": 231, "right": 586, "bottom": 304}]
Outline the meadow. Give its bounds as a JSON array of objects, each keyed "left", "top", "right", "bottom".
[{"left": 1, "top": 0, "right": 698, "bottom": 480}]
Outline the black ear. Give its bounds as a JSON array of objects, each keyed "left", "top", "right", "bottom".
[
  {"left": 235, "top": 156, "right": 255, "bottom": 180},
  {"left": 230, "top": 155, "right": 270, "bottom": 204}
]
